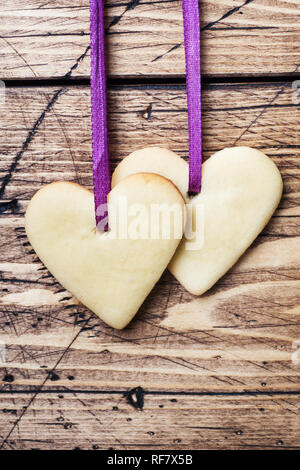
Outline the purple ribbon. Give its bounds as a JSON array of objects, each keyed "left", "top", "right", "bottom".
[
  {"left": 89, "top": 0, "right": 202, "bottom": 230},
  {"left": 182, "top": 0, "right": 202, "bottom": 194},
  {"left": 89, "top": 0, "right": 110, "bottom": 230}
]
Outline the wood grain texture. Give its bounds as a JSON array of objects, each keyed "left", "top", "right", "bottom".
[
  {"left": 0, "top": 392, "right": 299, "bottom": 450},
  {"left": 0, "top": 2, "right": 300, "bottom": 447},
  {"left": 0, "top": 90, "right": 300, "bottom": 449},
  {"left": 0, "top": 0, "right": 299, "bottom": 79},
  {"left": 1, "top": 83, "right": 299, "bottom": 211}
]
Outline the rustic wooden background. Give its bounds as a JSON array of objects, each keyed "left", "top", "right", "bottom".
[{"left": 0, "top": 0, "right": 300, "bottom": 450}]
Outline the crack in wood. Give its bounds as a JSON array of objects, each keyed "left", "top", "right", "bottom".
[
  {"left": 108, "top": 0, "right": 140, "bottom": 30},
  {"left": 151, "top": 43, "right": 182, "bottom": 63},
  {"left": 0, "top": 43, "right": 92, "bottom": 200},
  {"left": 151, "top": 0, "right": 256, "bottom": 62},
  {"left": 63, "top": 45, "right": 90, "bottom": 80},
  {"left": 1, "top": 389, "right": 300, "bottom": 397}
]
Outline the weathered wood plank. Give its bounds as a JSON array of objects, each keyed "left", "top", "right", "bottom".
[
  {"left": 0, "top": 392, "right": 299, "bottom": 450},
  {"left": 0, "top": 0, "right": 299, "bottom": 79},
  {"left": 1, "top": 83, "right": 299, "bottom": 214},
  {"left": 1, "top": 245, "right": 300, "bottom": 394}
]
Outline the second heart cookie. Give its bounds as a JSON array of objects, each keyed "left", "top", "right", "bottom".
[{"left": 112, "top": 146, "right": 283, "bottom": 295}]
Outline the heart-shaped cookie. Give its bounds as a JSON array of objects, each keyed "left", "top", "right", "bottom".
[
  {"left": 112, "top": 146, "right": 283, "bottom": 295},
  {"left": 25, "top": 173, "right": 185, "bottom": 329}
]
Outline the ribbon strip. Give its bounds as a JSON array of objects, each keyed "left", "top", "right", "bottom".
[
  {"left": 90, "top": 0, "right": 110, "bottom": 230},
  {"left": 89, "top": 0, "right": 202, "bottom": 230},
  {"left": 182, "top": 0, "right": 202, "bottom": 194}
]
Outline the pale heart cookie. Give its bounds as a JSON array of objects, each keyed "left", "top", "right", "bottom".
[
  {"left": 112, "top": 146, "right": 283, "bottom": 295},
  {"left": 25, "top": 174, "right": 185, "bottom": 329}
]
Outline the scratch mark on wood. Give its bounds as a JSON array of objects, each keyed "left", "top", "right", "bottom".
[
  {"left": 201, "top": 0, "right": 256, "bottom": 32},
  {"left": 151, "top": 43, "right": 182, "bottom": 63},
  {"left": 0, "top": 88, "right": 66, "bottom": 199},
  {"left": 233, "top": 86, "right": 285, "bottom": 145},
  {"left": 0, "top": 36, "right": 37, "bottom": 77}
]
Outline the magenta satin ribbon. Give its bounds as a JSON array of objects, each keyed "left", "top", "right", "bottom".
[
  {"left": 89, "top": 0, "right": 202, "bottom": 230},
  {"left": 89, "top": 0, "right": 110, "bottom": 230},
  {"left": 182, "top": 0, "right": 202, "bottom": 194}
]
